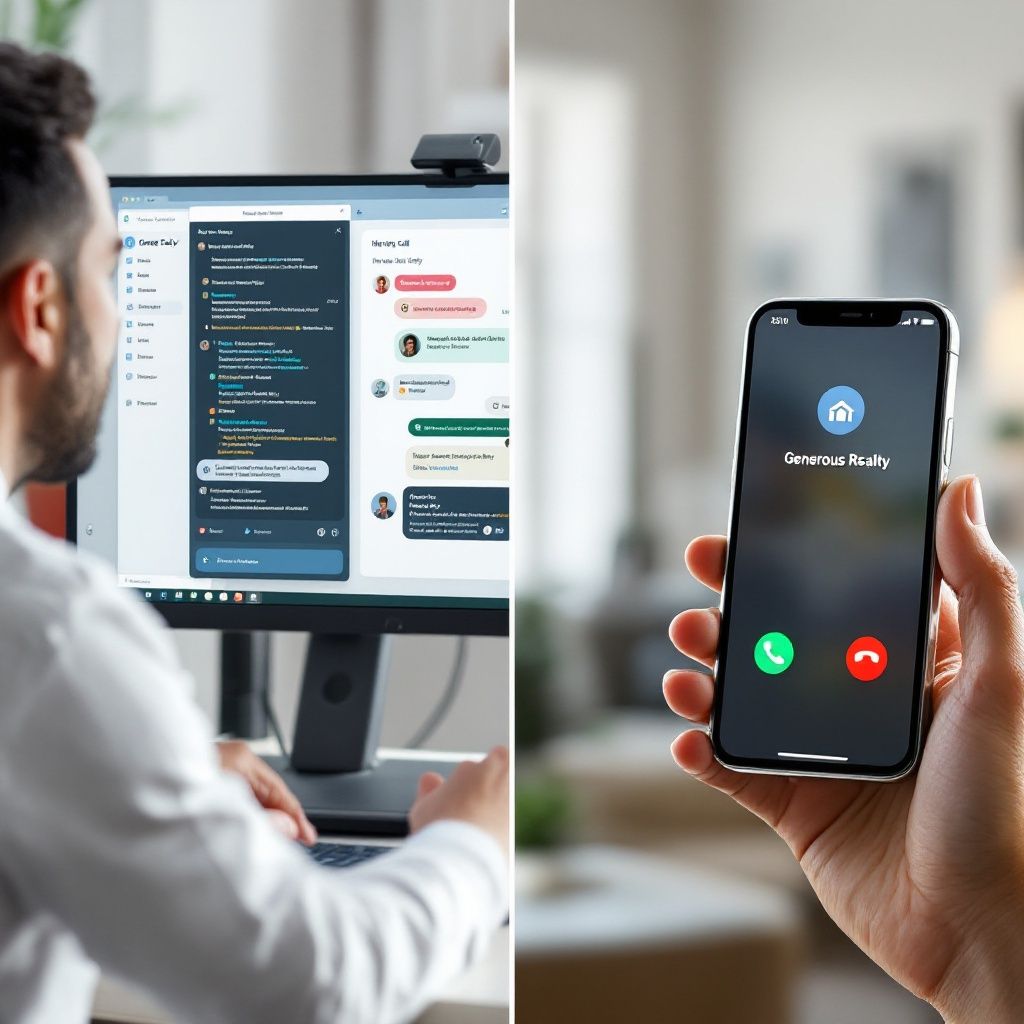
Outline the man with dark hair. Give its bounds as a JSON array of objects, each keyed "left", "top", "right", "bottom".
[
  {"left": 0, "top": 42, "right": 507, "bottom": 1023},
  {"left": 0, "top": 43, "right": 105, "bottom": 485}
]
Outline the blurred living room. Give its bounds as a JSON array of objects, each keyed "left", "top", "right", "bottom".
[{"left": 515, "top": 1, "right": 1024, "bottom": 1022}]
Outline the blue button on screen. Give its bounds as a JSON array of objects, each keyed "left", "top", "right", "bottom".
[
  {"left": 195, "top": 547, "right": 344, "bottom": 576},
  {"left": 817, "top": 385, "right": 865, "bottom": 436}
]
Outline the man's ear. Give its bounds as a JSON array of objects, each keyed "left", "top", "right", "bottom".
[{"left": 5, "top": 260, "right": 63, "bottom": 370}]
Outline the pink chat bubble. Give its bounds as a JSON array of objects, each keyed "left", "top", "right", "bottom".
[
  {"left": 395, "top": 298, "right": 487, "bottom": 319},
  {"left": 395, "top": 274, "right": 457, "bottom": 292}
]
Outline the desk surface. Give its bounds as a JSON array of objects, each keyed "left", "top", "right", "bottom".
[{"left": 93, "top": 885, "right": 508, "bottom": 1024}]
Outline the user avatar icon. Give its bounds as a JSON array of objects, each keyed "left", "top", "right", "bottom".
[
  {"left": 817, "top": 385, "right": 865, "bottom": 436},
  {"left": 371, "top": 378, "right": 389, "bottom": 398},
  {"left": 399, "top": 333, "right": 420, "bottom": 358},
  {"left": 375, "top": 275, "right": 390, "bottom": 294},
  {"left": 372, "top": 492, "right": 396, "bottom": 520}
]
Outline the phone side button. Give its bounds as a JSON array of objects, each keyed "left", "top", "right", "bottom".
[{"left": 942, "top": 418, "right": 955, "bottom": 467}]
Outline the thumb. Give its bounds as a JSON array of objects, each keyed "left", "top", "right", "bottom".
[
  {"left": 936, "top": 475, "right": 1024, "bottom": 685},
  {"left": 416, "top": 771, "right": 445, "bottom": 799}
]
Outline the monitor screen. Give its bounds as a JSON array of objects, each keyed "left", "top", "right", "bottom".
[{"left": 73, "top": 176, "right": 509, "bottom": 633}]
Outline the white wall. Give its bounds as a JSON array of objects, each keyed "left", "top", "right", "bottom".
[
  {"left": 74, "top": 0, "right": 509, "bottom": 176},
  {"left": 370, "top": 0, "right": 510, "bottom": 172},
  {"left": 516, "top": 0, "right": 717, "bottom": 585}
]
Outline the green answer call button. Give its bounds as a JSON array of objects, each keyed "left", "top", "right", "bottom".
[
  {"left": 408, "top": 418, "right": 509, "bottom": 437},
  {"left": 754, "top": 631, "right": 794, "bottom": 675}
]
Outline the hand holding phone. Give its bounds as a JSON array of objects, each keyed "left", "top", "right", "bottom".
[
  {"left": 665, "top": 476, "right": 1024, "bottom": 1023},
  {"left": 711, "top": 300, "right": 957, "bottom": 778}
]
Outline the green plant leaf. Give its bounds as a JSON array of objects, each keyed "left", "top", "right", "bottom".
[
  {"left": 0, "top": 0, "right": 13, "bottom": 40},
  {"left": 516, "top": 776, "right": 573, "bottom": 850},
  {"left": 32, "top": 0, "right": 89, "bottom": 51}
]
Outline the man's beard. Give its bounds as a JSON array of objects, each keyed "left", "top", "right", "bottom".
[{"left": 22, "top": 307, "right": 110, "bottom": 486}]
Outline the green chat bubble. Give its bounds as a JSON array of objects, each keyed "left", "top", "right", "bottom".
[
  {"left": 395, "top": 328, "right": 508, "bottom": 363},
  {"left": 408, "top": 418, "right": 509, "bottom": 437}
]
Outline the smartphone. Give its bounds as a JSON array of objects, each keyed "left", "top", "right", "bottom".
[{"left": 710, "top": 299, "right": 958, "bottom": 780}]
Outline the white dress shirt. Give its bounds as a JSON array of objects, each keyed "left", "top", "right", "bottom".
[{"left": 0, "top": 477, "right": 506, "bottom": 1023}]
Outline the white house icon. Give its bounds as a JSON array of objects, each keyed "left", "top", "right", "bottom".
[{"left": 828, "top": 399, "right": 855, "bottom": 423}]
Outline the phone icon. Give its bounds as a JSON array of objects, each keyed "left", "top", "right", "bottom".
[
  {"left": 754, "top": 632, "right": 794, "bottom": 675},
  {"left": 846, "top": 637, "right": 887, "bottom": 681},
  {"left": 853, "top": 649, "right": 880, "bottom": 664}
]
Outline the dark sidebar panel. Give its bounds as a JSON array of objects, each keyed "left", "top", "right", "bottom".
[{"left": 189, "top": 217, "right": 351, "bottom": 583}]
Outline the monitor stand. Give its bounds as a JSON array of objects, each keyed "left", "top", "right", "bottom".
[{"left": 260, "top": 633, "right": 456, "bottom": 837}]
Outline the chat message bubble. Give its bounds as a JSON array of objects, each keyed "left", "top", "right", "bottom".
[
  {"left": 408, "top": 418, "right": 509, "bottom": 438},
  {"left": 406, "top": 446, "right": 509, "bottom": 481},
  {"left": 394, "top": 375, "right": 456, "bottom": 400},
  {"left": 196, "top": 459, "right": 329, "bottom": 482},
  {"left": 403, "top": 486, "right": 509, "bottom": 541},
  {"left": 395, "top": 298, "right": 486, "bottom": 319},
  {"left": 395, "top": 274, "right": 456, "bottom": 292},
  {"left": 394, "top": 329, "right": 508, "bottom": 364}
]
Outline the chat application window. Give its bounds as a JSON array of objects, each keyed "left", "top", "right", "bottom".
[
  {"left": 189, "top": 205, "right": 351, "bottom": 580},
  {"left": 356, "top": 225, "right": 509, "bottom": 582},
  {"left": 105, "top": 183, "right": 509, "bottom": 606}
]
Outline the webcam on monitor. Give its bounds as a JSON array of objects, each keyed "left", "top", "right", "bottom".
[{"left": 410, "top": 133, "right": 501, "bottom": 176}]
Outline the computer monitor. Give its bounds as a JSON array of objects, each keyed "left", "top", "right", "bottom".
[{"left": 70, "top": 174, "right": 509, "bottom": 833}]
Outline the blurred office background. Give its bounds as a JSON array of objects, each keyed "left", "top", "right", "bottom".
[
  {"left": 1, "top": 0, "right": 509, "bottom": 753},
  {"left": 517, "top": 1, "right": 1024, "bottom": 1022}
]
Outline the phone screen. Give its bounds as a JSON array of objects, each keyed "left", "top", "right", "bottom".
[{"left": 712, "top": 302, "right": 953, "bottom": 777}]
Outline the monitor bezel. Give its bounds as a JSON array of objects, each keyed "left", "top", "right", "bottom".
[{"left": 67, "top": 173, "right": 509, "bottom": 637}]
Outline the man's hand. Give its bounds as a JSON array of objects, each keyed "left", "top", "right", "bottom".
[
  {"left": 409, "top": 746, "right": 509, "bottom": 855},
  {"left": 216, "top": 740, "right": 317, "bottom": 845},
  {"left": 665, "top": 476, "right": 1024, "bottom": 1024}
]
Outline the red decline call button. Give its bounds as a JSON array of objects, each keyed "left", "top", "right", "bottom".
[{"left": 846, "top": 636, "right": 888, "bottom": 681}]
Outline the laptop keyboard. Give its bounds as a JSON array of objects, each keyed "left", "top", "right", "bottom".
[{"left": 306, "top": 842, "right": 391, "bottom": 869}]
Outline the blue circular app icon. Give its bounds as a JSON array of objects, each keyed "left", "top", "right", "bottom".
[
  {"left": 817, "top": 385, "right": 864, "bottom": 435},
  {"left": 123, "top": 235, "right": 136, "bottom": 248}
]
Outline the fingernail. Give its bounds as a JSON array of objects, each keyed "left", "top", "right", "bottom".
[{"left": 967, "top": 476, "right": 986, "bottom": 527}]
